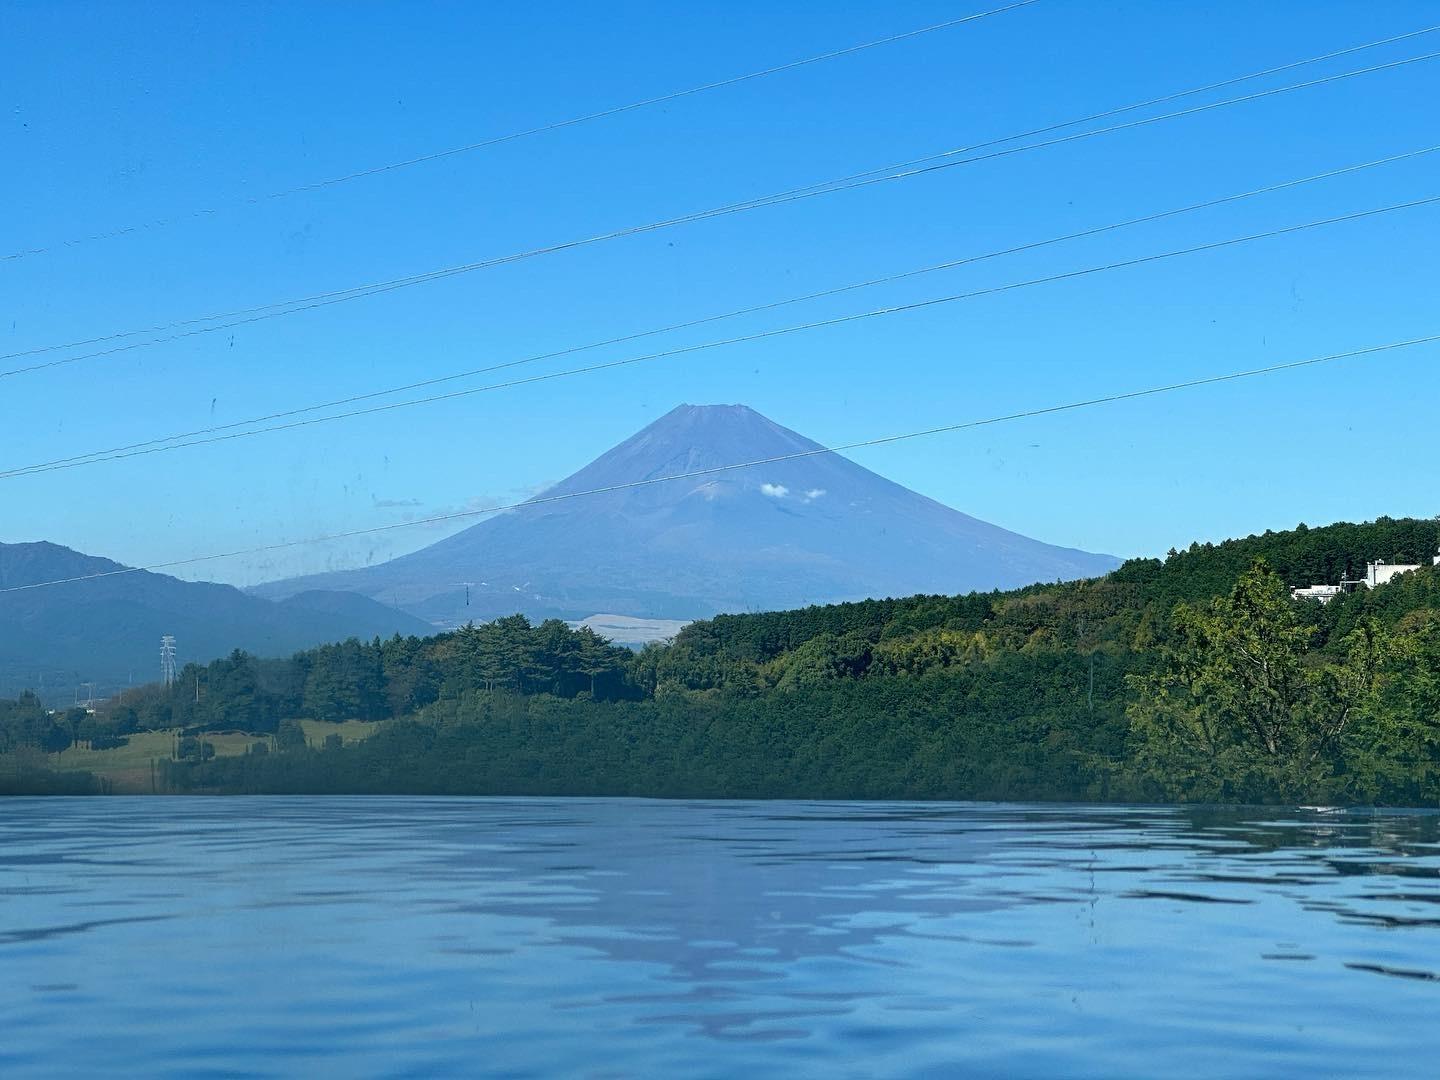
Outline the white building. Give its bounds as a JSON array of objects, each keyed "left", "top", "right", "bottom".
[
  {"left": 1291, "top": 548, "right": 1438, "bottom": 603},
  {"left": 1364, "top": 560, "right": 1422, "bottom": 590}
]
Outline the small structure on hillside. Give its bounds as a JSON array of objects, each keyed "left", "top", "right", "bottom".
[
  {"left": 1291, "top": 549, "right": 1438, "bottom": 603},
  {"left": 1363, "top": 560, "right": 1422, "bottom": 590}
]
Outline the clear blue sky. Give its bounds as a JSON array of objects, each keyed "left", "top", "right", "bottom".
[{"left": 3, "top": 1, "right": 1437, "bottom": 585}]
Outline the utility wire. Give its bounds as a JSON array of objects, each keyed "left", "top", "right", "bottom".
[
  {"left": 0, "top": 1, "right": 1042, "bottom": 263},
  {"left": 3, "top": 333, "right": 1435, "bottom": 595},
  {"left": 5, "top": 41, "right": 1433, "bottom": 369},
  {"left": 4, "top": 191, "right": 1436, "bottom": 481},
  {"left": 9, "top": 144, "right": 1437, "bottom": 478},
  {"left": 4, "top": 41, "right": 1437, "bottom": 378}
]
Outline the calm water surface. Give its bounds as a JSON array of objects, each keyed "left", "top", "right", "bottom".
[{"left": 3, "top": 798, "right": 1439, "bottom": 1077}]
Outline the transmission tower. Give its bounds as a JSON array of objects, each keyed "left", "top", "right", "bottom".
[{"left": 161, "top": 635, "right": 177, "bottom": 688}]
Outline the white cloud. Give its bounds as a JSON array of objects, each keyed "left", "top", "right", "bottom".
[
  {"left": 804, "top": 488, "right": 826, "bottom": 501},
  {"left": 760, "top": 483, "right": 789, "bottom": 498}
]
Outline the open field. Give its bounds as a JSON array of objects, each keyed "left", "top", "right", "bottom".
[
  {"left": 50, "top": 729, "right": 250, "bottom": 792},
  {"left": 298, "top": 718, "right": 380, "bottom": 746},
  {"left": 44, "top": 720, "right": 381, "bottom": 793}
]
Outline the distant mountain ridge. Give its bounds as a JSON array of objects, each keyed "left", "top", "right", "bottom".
[
  {"left": 253, "top": 404, "right": 1119, "bottom": 626},
  {"left": 0, "top": 541, "right": 432, "bottom": 703}
]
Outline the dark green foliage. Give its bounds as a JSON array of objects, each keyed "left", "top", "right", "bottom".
[
  {"left": 1127, "top": 563, "right": 1392, "bottom": 803},
  {"left": 174, "top": 657, "right": 1133, "bottom": 801},
  {"left": 177, "top": 737, "right": 215, "bottom": 762},
  {"left": 275, "top": 719, "right": 308, "bottom": 752},
  {"left": 0, "top": 755, "right": 105, "bottom": 795},
  {"left": 1113, "top": 516, "right": 1439, "bottom": 610},
  {"left": 303, "top": 639, "right": 385, "bottom": 721},
  {"left": 78, "top": 617, "right": 637, "bottom": 736},
  {"left": 0, "top": 692, "right": 71, "bottom": 753}
]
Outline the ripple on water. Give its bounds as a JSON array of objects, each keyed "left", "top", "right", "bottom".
[{"left": 1, "top": 798, "right": 1439, "bottom": 1077}]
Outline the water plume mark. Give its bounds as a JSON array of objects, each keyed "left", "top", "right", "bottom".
[
  {"left": 1122, "top": 890, "right": 1254, "bottom": 905},
  {"left": 0, "top": 914, "right": 173, "bottom": 946},
  {"left": 1345, "top": 962, "right": 1440, "bottom": 982}
]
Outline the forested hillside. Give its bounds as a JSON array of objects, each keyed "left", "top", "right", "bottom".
[
  {"left": 7, "top": 516, "right": 1438, "bottom": 804},
  {"left": 0, "top": 540, "right": 433, "bottom": 703}
]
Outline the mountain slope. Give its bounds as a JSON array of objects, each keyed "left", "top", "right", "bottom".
[
  {"left": 0, "top": 541, "right": 433, "bottom": 702},
  {"left": 254, "top": 404, "right": 1119, "bottom": 626}
]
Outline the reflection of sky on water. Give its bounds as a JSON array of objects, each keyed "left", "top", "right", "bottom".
[{"left": 2, "top": 798, "right": 1438, "bottom": 1077}]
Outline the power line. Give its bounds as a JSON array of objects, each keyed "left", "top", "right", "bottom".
[
  {"left": 8, "top": 143, "right": 1433, "bottom": 479},
  {"left": 4, "top": 192, "right": 1436, "bottom": 481},
  {"left": 3, "top": 333, "right": 1435, "bottom": 596},
  {"left": 6, "top": 42, "right": 1433, "bottom": 370},
  {"left": 4, "top": 41, "right": 1437, "bottom": 379},
  {"left": 0, "top": 1, "right": 1042, "bottom": 264}
]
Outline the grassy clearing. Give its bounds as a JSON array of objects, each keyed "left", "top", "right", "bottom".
[
  {"left": 299, "top": 718, "right": 380, "bottom": 746},
  {"left": 45, "top": 719, "right": 380, "bottom": 793},
  {"left": 48, "top": 729, "right": 249, "bottom": 793}
]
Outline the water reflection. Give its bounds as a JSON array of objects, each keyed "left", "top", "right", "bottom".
[{"left": 2, "top": 799, "right": 1438, "bottom": 1077}]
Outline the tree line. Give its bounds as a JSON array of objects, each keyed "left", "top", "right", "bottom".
[
  {"left": 81, "top": 615, "right": 637, "bottom": 739},
  {"left": 10, "top": 515, "right": 1440, "bottom": 804}
]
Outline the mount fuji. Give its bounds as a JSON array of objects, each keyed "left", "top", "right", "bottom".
[{"left": 252, "top": 404, "right": 1120, "bottom": 629}]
